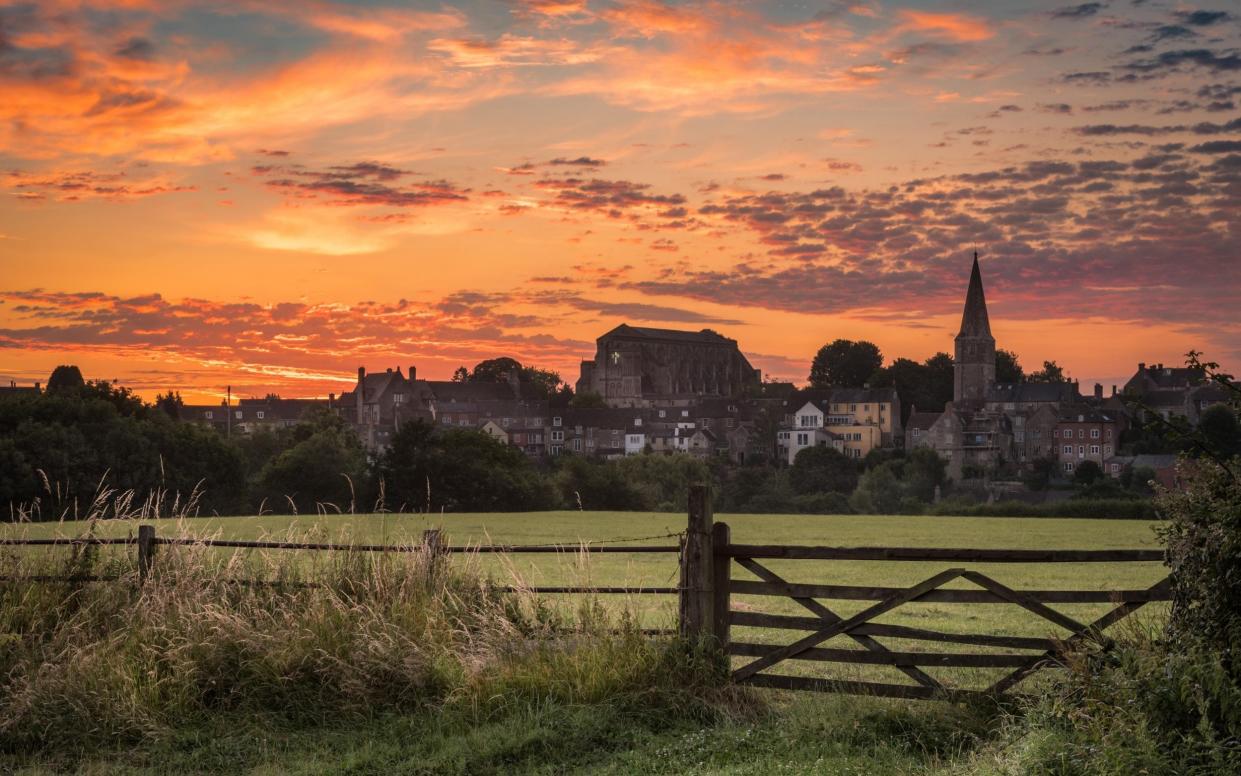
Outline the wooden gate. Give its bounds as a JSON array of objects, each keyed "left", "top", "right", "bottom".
[{"left": 678, "top": 486, "right": 1172, "bottom": 700}]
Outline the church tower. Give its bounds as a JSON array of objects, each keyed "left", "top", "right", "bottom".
[{"left": 953, "top": 252, "right": 996, "bottom": 405}]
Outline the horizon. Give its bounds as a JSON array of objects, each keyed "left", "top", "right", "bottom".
[{"left": 2, "top": 0, "right": 1238, "bottom": 402}]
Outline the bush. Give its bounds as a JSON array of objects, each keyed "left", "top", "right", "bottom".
[
  {"left": 925, "top": 499, "right": 1159, "bottom": 519},
  {"left": 998, "top": 635, "right": 1241, "bottom": 775},
  {"left": 1158, "top": 457, "right": 1241, "bottom": 663}
]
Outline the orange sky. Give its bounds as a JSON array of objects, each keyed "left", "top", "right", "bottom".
[{"left": 1, "top": 0, "right": 1238, "bottom": 402}]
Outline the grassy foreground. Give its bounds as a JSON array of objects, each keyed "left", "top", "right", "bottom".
[{"left": 2, "top": 512, "right": 1168, "bottom": 774}]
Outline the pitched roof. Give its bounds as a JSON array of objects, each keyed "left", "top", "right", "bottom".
[
  {"left": 601, "top": 323, "right": 735, "bottom": 344},
  {"left": 957, "top": 253, "right": 992, "bottom": 339},
  {"left": 986, "top": 382, "right": 1080, "bottom": 404},
  {"left": 906, "top": 411, "right": 942, "bottom": 431}
]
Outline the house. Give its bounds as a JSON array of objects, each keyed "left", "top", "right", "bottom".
[
  {"left": 179, "top": 396, "right": 327, "bottom": 435},
  {"left": 1054, "top": 407, "right": 1124, "bottom": 476},
  {"left": 776, "top": 388, "right": 898, "bottom": 464},
  {"left": 336, "top": 366, "right": 435, "bottom": 452}
]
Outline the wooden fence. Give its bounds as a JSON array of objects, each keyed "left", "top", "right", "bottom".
[
  {"left": 3, "top": 484, "right": 1172, "bottom": 700},
  {"left": 677, "top": 484, "right": 1172, "bottom": 700}
]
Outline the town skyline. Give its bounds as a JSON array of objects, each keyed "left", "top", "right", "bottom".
[{"left": 2, "top": 0, "right": 1239, "bottom": 401}]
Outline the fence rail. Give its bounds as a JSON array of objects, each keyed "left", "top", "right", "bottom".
[{"left": 0, "top": 527, "right": 682, "bottom": 596}]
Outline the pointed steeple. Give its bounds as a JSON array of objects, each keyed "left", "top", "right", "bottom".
[{"left": 957, "top": 251, "right": 992, "bottom": 338}]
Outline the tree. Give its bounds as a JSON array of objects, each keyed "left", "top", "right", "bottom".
[
  {"left": 789, "top": 445, "right": 858, "bottom": 495},
  {"left": 808, "top": 340, "right": 883, "bottom": 388},
  {"left": 46, "top": 365, "right": 85, "bottom": 394},
  {"left": 469, "top": 357, "right": 524, "bottom": 383},
  {"left": 849, "top": 464, "right": 903, "bottom": 514},
  {"left": 257, "top": 414, "right": 368, "bottom": 513},
  {"left": 519, "top": 366, "right": 563, "bottom": 398},
  {"left": 569, "top": 390, "right": 608, "bottom": 408},
  {"left": 1073, "top": 460, "right": 1104, "bottom": 486},
  {"left": 377, "top": 422, "right": 553, "bottom": 512},
  {"left": 154, "top": 391, "right": 184, "bottom": 419},
  {"left": 451, "top": 366, "right": 469, "bottom": 382},
  {"left": 922, "top": 353, "right": 955, "bottom": 409},
  {"left": 1199, "top": 404, "right": 1241, "bottom": 460},
  {"left": 995, "top": 349, "right": 1025, "bottom": 383},
  {"left": 1028, "top": 360, "right": 1066, "bottom": 383}
]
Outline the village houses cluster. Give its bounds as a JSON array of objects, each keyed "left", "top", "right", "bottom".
[{"left": 163, "top": 257, "right": 1228, "bottom": 484}]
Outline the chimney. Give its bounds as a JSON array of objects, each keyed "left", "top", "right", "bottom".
[
  {"left": 1094, "top": 383, "right": 1103, "bottom": 400},
  {"left": 1138, "top": 362, "right": 1145, "bottom": 372},
  {"left": 1111, "top": 385, "right": 1118, "bottom": 396},
  {"left": 356, "top": 368, "right": 366, "bottom": 421},
  {"left": 408, "top": 365, "right": 416, "bottom": 381},
  {"left": 34, "top": 382, "right": 40, "bottom": 392}
]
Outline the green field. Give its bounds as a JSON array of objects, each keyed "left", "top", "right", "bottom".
[
  {"left": 4, "top": 511, "right": 1168, "bottom": 693},
  {"left": 2, "top": 511, "right": 1173, "bottom": 774}
]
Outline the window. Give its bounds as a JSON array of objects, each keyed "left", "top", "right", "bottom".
[
  {"left": 441, "top": 414, "right": 452, "bottom": 425},
  {"left": 1064, "top": 462, "right": 1075, "bottom": 472},
  {"left": 1091, "top": 445, "right": 1100, "bottom": 455},
  {"left": 552, "top": 416, "right": 562, "bottom": 427},
  {"left": 658, "top": 410, "right": 666, "bottom": 418},
  {"left": 1091, "top": 428, "right": 1100, "bottom": 439},
  {"left": 1078, "top": 429, "right": 1084, "bottom": 439},
  {"left": 1078, "top": 445, "right": 1085, "bottom": 457},
  {"left": 1054, "top": 429, "right": 1060, "bottom": 438},
  {"left": 1104, "top": 445, "right": 1112, "bottom": 456},
  {"left": 550, "top": 430, "right": 564, "bottom": 442},
  {"left": 849, "top": 404, "right": 857, "bottom": 412},
  {"left": 1063, "top": 445, "right": 1072, "bottom": 455},
  {"left": 256, "top": 411, "right": 265, "bottom": 420},
  {"left": 634, "top": 417, "right": 642, "bottom": 427},
  {"left": 1015, "top": 431, "right": 1024, "bottom": 442},
  {"left": 235, "top": 410, "right": 242, "bottom": 420},
  {"left": 392, "top": 393, "right": 405, "bottom": 404},
  {"left": 863, "top": 404, "right": 869, "bottom": 411},
  {"left": 796, "top": 432, "right": 809, "bottom": 446},
  {"left": 204, "top": 411, "right": 213, "bottom": 419},
  {"left": 912, "top": 428, "right": 921, "bottom": 437},
  {"left": 681, "top": 410, "right": 689, "bottom": 417},
  {"left": 572, "top": 439, "right": 582, "bottom": 452},
  {"left": 851, "top": 448, "right": 862, "bottom": 458}
]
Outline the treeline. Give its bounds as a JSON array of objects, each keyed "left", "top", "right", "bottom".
[{"left": 5, "top": 366, "right": 1211, "bottom": 520}]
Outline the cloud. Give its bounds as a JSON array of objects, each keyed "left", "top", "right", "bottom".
[
  {"left": 252, "top": 162, "right": 468, "bottom": 208},
  {"left": 1174, "top": 10, "right": 1232, "bottom": 27},
  {"left": 1049, "top": 3, "right": 1107, "bottom": 19},
  {"left": 4, "top": 168, "right": 195, "bottom": 201}
]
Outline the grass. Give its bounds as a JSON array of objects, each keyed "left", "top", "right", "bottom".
[{"left": 1, "top": 511, "right": 1169, "bottom": 774}]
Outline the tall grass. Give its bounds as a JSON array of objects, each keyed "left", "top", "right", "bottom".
[{"left": 0, "top": 522, "right": 739, "bottom": 755}]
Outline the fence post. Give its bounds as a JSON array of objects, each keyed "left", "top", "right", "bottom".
[
  {"left": 711, "top": 521, "right": 731, "bottom": 649},
  {"left": 679, "top": 484, "right": 714, "bottom": 641},
  {"left": 137, "top": 524, "right": 156, "bottom": 584},
  {"left": 422, "top": 529, "right": 442, "bottom": 584}
]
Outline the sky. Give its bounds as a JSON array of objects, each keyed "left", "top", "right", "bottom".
[{"left": 0, "top": 0, "right": 1238, "bottom": 403}]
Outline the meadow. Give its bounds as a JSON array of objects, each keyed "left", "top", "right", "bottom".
[
  {"left": 1, "top": 511, "right": 1170, "bottom": 774},
  {"left": 4, "top": 511, "right": 1167, "bottom": 687}
]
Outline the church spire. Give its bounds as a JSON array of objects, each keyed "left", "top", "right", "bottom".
[{"left": 957, "top": 251, "right": 992, "bottom": 338}]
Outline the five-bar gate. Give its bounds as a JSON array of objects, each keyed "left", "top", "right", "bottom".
[{"left": 678, "top": 485, "right": 1171, "bottom": 700}]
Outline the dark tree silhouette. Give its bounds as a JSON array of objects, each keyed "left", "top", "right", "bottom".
[{"left": 808, "top": 339, "right": 882, "bottom": 388}]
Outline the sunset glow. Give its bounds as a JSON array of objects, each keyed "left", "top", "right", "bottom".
[{"left": 2, "top": 0, "right": 1238, "bottom": 401}]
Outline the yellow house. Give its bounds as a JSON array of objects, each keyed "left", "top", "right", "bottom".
[{"left": 781, "top": 388, "right": 902, "bottom": 463}]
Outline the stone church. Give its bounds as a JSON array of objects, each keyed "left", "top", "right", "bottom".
[
  {"left": 909, "top": 254, "right": 1080, "bottom": 478},
  {"left": 576, "top": 324, "right": 761, "bottom": 407}
]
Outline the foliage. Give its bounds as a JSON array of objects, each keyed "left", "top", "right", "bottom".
[
  {"left": 613, "top": 453, "right": 712, "bottom": 512},
  {"left": 460, "top": 357, "right": 565, "bottom": 398},
  {"left": 925, "top": 498, "right": 1159, "bottom": 519},
  {"left": 377, "top": 422, "right": 554, "bottom": 513},
  {"left": 0, "top": 380, "right": 245, "bottom": 517},
  {"left": 868, "top": 353, "right": 954, "bottom": 421},
  {"left": 256, "top": 410, "right": 369, "bottom": 514},
  {"left": 1199, "top": 403, "right": 1241, "bottom": 459},
  {"left": 154, "top": 390, "right": 184, "bottom": 419},
  {"left": 849, "top": 449, "right": 946, "bottom": 514},
  {"left": 788, "top": 445, "right": 858, "bottom": 496},
  {"left": 1027, "top": 360, "right": 1067, "bottom": 383},
  {"left": 995, "top": 348, "right": 1025, "bottom": 383},
  {"left": 1023, "top": 456, "right": 1057, "bottom": 491},
  {"left": 1072, "top": 460, "right": 1104, "bottom": 486},
  {"left": 569, "top": 389, "right": 609, "bottom": 408},
  {"left": 808, "top": 339, "right": 883, "bottom": 389},
  {"left": 996, "top": 634, "right": 1241, "bottom": 775},
  {"left": 0, "top": 533, "right": 731, "bottom": 757},
  {"left": 45, "top": 365, "right": 84, "bottom": 394}
]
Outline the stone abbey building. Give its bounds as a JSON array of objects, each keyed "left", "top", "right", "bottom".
[{"left": 576, "top": 324, "right": 761, "bottom": 407}]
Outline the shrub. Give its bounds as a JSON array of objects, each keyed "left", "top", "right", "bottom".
[{"left": 1158, "top": 457, "right": 1241, "bottom": 666}]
